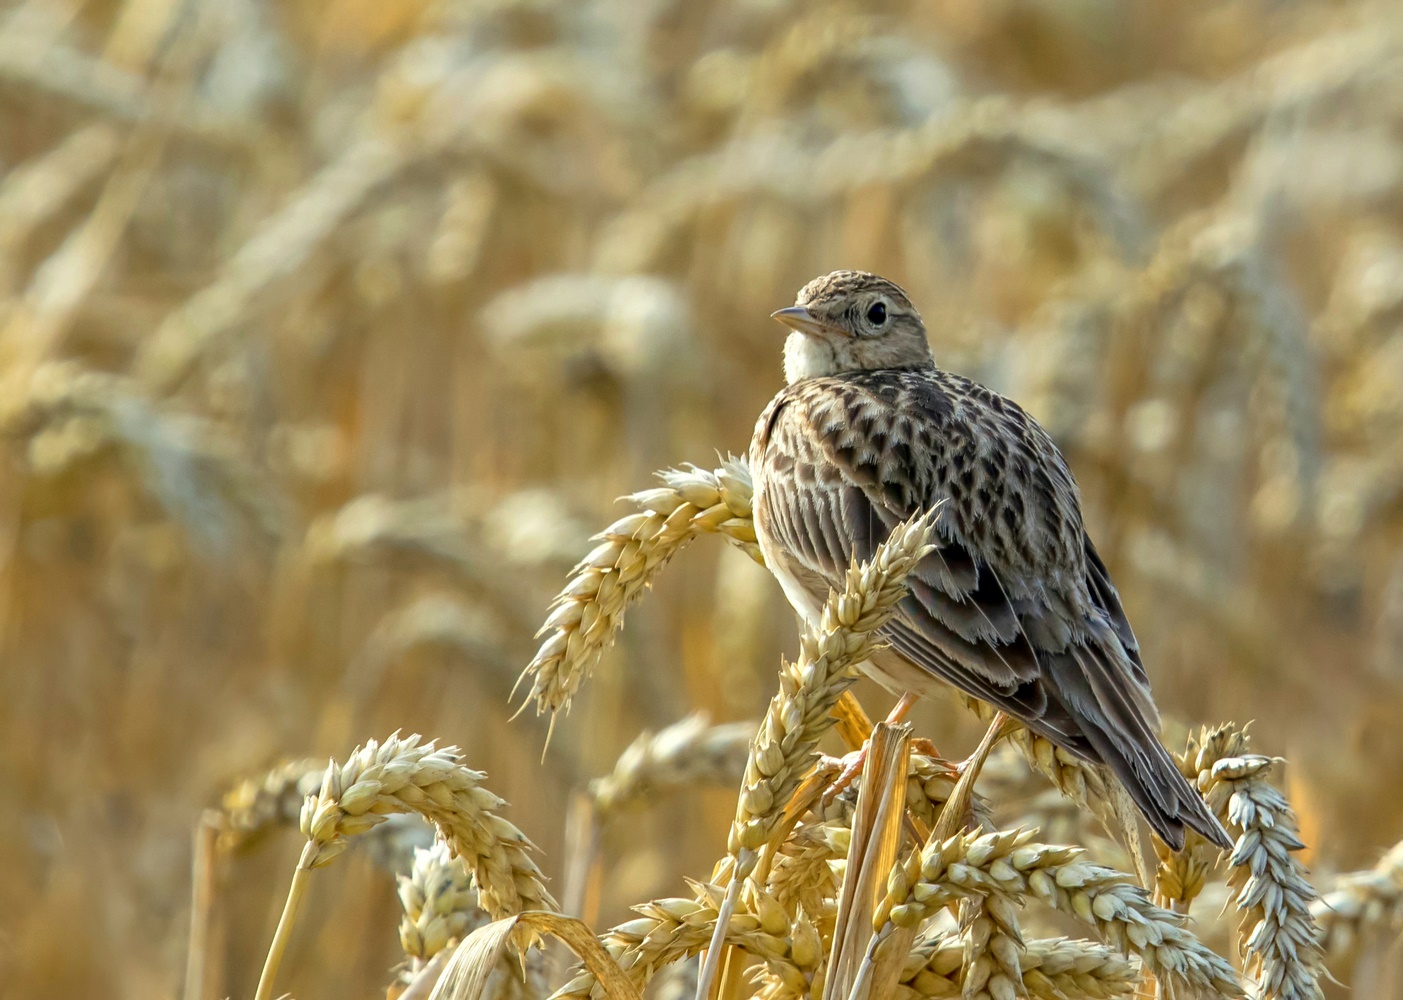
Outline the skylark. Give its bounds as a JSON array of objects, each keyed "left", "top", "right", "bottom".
[{"left": 750, "top": 269, "right": 1230, "bottom": 849}]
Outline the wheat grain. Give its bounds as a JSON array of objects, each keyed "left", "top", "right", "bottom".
[
  {"left": 954, "top": 880, "right": 1021, "bottom": 998},
  {"left": 957, "top": 889, "right": 1023, "bottom": 1000}
]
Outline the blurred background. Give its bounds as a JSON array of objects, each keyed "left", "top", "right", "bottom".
[{"left": 3, "top": 0, "right": 1403, "bottom": 997}]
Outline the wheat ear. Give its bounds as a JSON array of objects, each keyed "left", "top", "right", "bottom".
[
  {"left": 728, "top": 506, "right": 941, "bottom": 867},
  {"left": 298, "top": 733, "right": 556, "bottom": 915},
  {"left": 254, "top": 734, "right": 555, "bottom": 1000},
  {"left": 590, "top": 713, "right": 753, "bottom": 816},
  {"left": 898, "top": 934, "right": 1140, "bottom": 1000},
  {"left": 550, "top": 882, "right": 818, "bottom": 1000},
  {"left": 688, "top": 507, "right": 938, "bottom": 1000},
  {"left": 1202, "top": 754, "right": 1324, "bottom": 1000},
  {"left": 1178, "top": 726, "right": 1324, "bottom": 1000},
  {"left": 1311, "top": 838, "right": 1403, "bottom": 964},
  {"left": 872, "top": 829, "right": 1243, "bottom": 998},
  {"left": 214, "top": 757, "right": 326, "bottom": 852},
  {"left": 519, "top": 458, "right": 758, "bottom": 724},
  {"left": 398, "top": 842, "right": 487, "bottom": 967}
]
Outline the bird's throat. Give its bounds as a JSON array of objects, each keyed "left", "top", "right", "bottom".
[{"left": 783, "top": 333, "right": 839, "bottom": 384}]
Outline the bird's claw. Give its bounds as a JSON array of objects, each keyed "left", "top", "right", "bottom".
[{"left": 821, "top": 743, "right": 869, "bottom": 807}]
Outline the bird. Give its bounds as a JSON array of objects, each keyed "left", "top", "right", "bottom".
[{"left": 749, "top": 269, "right": 1231, "bottom": 850}]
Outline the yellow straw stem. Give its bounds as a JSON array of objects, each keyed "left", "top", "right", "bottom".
[{"left": 253, "top": 846, "right": 317, "bottom": 1000}]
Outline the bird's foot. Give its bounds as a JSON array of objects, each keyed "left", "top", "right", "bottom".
[
  {"left": 911, "top": 737, "right": 941, "bottom": 759},
  {"left": 821, "top": 743, "right": 868, "bottom": 807},
  {"left": 820, "top": 692, "right": 932, "bottom": 807}
]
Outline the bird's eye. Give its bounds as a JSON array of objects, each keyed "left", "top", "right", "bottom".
[{"left": 866, "top": 302, "right": 887, "bottom": 325}]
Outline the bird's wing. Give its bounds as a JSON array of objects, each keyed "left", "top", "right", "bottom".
[
  {"left": 1082, "top": 534, "right": 1148, "bottom": 687},
  {"left": 755, "top": 371, "right": 1137, "bottom": 746}
]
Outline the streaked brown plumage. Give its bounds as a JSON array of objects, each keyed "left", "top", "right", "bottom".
[{"left": 751, "top": 269, "right": 1230, "bottom": 850}]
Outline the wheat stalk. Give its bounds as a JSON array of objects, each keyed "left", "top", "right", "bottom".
[{"left": 518, "top": 458, "right": 759, "bottom": 725}]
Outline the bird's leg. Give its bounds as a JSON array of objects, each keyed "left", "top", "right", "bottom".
[
  {"left": 932, "top": 712, "right": 1012, "bottom": 840},
  {"left": 887, "top": 690, "right": 920, "bottom": 725},
  {"left": 955, "top": 711, "right": 1010, "bottom": 776},
  {"left": 822, "top": 692, "right": 923, "bottom": 806}
]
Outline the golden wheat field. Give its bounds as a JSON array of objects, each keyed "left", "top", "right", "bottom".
[{"left": 7, "top": 0, "right": 1403, "bottom": 998}]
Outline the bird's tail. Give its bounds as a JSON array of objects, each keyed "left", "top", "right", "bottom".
[
  {"left": 1087, "top": 716, "right": 1233, "bottom": 850},
  {"left": 1049, "top": 645, "right": 1233, "bottom": 851}
]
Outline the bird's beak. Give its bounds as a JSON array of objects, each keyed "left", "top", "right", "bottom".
[{"left": 770, "top": 305, "right": 830, "bottom": 337}]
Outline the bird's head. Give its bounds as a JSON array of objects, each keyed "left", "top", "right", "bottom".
[{"left": 772, "top": 270, "right": 934, "bottom": 384}]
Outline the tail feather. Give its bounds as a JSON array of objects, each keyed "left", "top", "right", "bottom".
[{"left": 1048, "top": 643, "right": 1233, "bottom": 851}]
